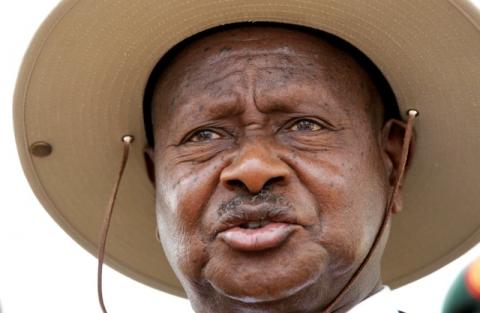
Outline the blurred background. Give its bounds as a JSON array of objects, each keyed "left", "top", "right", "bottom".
[{"left": 1, "top": 1, "right": 479, "bottom": 312}]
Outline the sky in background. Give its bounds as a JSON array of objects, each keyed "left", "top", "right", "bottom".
[{"left": 1, "top": 1, "right": 480, "bottom": 312}]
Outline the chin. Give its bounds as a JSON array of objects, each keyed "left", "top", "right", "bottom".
[
  {"left": 213, "top": 273, "right": 318, "bottom": 304},
  {"left": 202, "top": 237, "right": 330, "bottom": 305}
]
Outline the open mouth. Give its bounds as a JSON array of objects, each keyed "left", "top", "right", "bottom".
[
  {"left": 214, "top": 201, "right": 301, "bottom": 252},
  {"left": 217, "top": 221, "right": 298, "bottom": 252},
  {"left": 239, "top": 220, "right": 271, "bottom": 229}
]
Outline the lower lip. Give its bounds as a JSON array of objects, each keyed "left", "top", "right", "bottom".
[{"left": 218, "top": 223, "right": 297, "bottom": 252}]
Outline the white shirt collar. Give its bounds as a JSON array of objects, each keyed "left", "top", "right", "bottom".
[{"left": 347, "top": 287, "right": 399, "bottom": 313}]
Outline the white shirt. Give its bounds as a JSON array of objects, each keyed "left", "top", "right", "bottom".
[{"left": 347, "top": 287, "right": 400, "bottom": 313}]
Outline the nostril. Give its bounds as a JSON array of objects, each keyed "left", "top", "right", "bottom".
[
  {"left": 263, "top": 176, "right": 285, "bottom": 189},
  {"left": 225, "top": 176, "right": 285, "bottom": 192},
  {"left": 226, "top": 179, "right": 247, "bottom": 191},
  {"left": 220, "top": 156, "right": 291, "bottom": 193}
]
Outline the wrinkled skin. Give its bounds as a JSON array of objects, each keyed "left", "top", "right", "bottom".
[{"left": 146, "top": 26, "right": 409, "bottom": 313}]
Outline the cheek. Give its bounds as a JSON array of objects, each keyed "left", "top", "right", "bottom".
[
  {"left": 155, "top": 155, "right": 220, "bottom": 224},
  {"left": 154, "top": 156, "right": 225, "bottom": 279},
  {"left": 289, "top": 149, "right": 386, "bottom": 275},
  {"left": 317, "top": 215, "right": 372, "bottom": 276}
]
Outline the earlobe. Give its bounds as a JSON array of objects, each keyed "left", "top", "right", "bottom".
[
  {"left": 392, "top": 192, "right": 403, "bottom": 214},
  {"left": 144, "top": 146, "right": 156, "bottom": 186},
  {"left": 381, "top": 118, "right": 416, "bottom": 214},
  {"left": 382, "top": 119, "right": 406, "bottom": 185}
]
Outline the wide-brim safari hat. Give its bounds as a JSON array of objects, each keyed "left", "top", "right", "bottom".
[{"left": 14, "top": 0, "right": 480, "bottom": 297}]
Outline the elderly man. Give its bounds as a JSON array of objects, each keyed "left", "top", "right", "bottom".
[
  {"left": 142, "top": 24, "right": 410, "bottom": 312},
  {"left": 14, "top": 1, "right": 480, "bottom": 313}
]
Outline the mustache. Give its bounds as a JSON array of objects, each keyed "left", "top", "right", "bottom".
[{"left": 217, "top": 189, "right": 294, "bottom": 220}]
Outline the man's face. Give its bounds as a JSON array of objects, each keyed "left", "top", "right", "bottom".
[{"left": 149, "top": 27, "right": 399, "bottom": 312}]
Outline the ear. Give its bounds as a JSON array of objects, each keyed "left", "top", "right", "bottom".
[
  {"left": 144, "top": 146, "right": 156, "bottom": 187},
  {"left": 381, "top": 118, "right": 416, "bottom": 214}
]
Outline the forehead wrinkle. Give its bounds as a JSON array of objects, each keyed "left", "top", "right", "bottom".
[
  {"left": 206, "top": 50, "right": 298, "bottom": 65},
  {"left": 204, "top": 49, "right": 324, "bottom": 69},
  {"left": 202, "top": 70, "right": 246, "bottom": 95},
  {"left": 154, "top": 32, "right": 371, "bottom": 130},
  {"left": 255, "top": 82, "right": 337, "bottom": 115},
  {"left": 175, "top": 46, "right": 333, "bottom": 101},
  {"left": 173, "top": 92, "right": 246, "bottom": 127},
  {"left": 168, "top": 65, "right": 246, "bottom": 113},
  {"left": 253, "top": 64, "right": 364, "bottom": 119}
]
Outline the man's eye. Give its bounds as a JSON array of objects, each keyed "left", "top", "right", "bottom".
[
  {"left": 187, "top": 129, "right": 222, "bottom": 142},
  {"left": 288, "top": 119, "right": 323, "bottom": 132}
]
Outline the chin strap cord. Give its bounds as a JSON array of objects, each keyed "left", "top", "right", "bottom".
[
  {"left": 322, "top": 110, "right": 418, "bottom": 313},
  {"left": 97, "top": 135, "right": 134, "bottom": 313}
]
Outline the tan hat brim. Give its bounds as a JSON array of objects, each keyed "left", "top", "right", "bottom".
[{"left": 14, "top": 0, "right": 480, "bottom": 296}]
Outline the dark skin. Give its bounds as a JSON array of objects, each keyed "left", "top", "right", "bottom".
[{"left": 146, "top": 26, "right": 409, "bottom": 313}]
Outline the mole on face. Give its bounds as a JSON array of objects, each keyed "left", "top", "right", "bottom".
[{"left": 149, "top": 26, "right": 397, "bottom": 313}]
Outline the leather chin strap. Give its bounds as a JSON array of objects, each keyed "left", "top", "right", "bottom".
[
  {"left": 96, "top": 110, "right": 418, "bottom": 313},
  {"left": 322, "top": 109, "right": 418, "bottom": 313}
]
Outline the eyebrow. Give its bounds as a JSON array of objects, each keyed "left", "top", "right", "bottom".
[
  {"left": 253, "top": 97, "right": 300, "bottom": 114},
  {"left": 254, "top": 80, "right": 338, "bottom": 113},
  {"left": 176, "top": 96, "right": 246, "bottom": 124}
]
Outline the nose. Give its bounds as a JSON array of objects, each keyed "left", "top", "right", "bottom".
[{"left": 220, "top": 143, "right": 291, "bottom": 194}]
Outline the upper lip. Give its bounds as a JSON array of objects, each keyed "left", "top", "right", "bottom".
[{"left": 212, "top": 203, "right": 300, "bottom": 239}]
